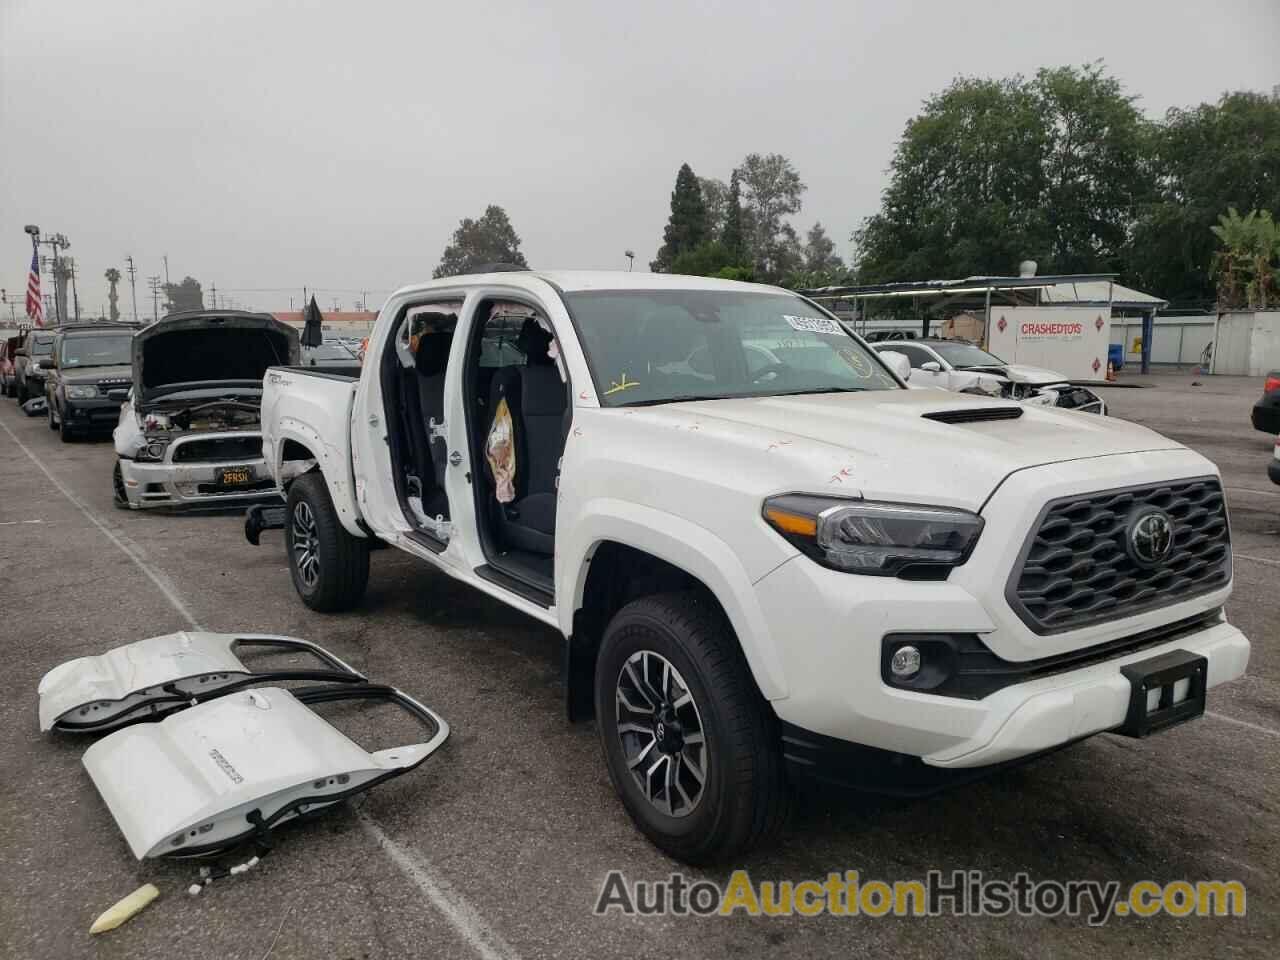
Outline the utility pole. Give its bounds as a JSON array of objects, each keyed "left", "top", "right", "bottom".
[
  {"left": 68, "top": 258, "right": 81, "bottom": 322},
  {"left": 162, "top": 254, "right": 170, "bottom": 286},
  {"left": 147, "top": 275, "right": 161, "bottom": 323},
  {"left": 27, "top": 227, "right": 70, "bottom": 324},
  {"left": 210, "top": 283, "right": 217, "bottom": 309},
  {"left": 125, "top": 255, "right": 139, "bottom": 323}
]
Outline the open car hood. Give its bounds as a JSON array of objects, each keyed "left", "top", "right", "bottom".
[{"left": 134, "top": 311, "right": 299, "bottom": 403}]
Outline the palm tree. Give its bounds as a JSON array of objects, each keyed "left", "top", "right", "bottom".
[
  {"left": 1211, "top": 208, "right": 1280, "bottom": 309},
  {"left": 105, "top": 268, "right": 121, "bottom": 321}
]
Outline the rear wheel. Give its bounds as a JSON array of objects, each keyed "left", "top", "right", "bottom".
[
  {"left": 595, "top": 591, "right": 788, "bottom": 865},
  {"left": 285, "top": 472, "right": 370, "bottom": 612}
]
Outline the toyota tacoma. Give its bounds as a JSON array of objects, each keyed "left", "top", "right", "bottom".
[{"left": 253, "top": 271, "right": 1249, "bottom": 863}]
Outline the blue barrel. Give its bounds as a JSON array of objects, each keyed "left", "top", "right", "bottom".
[{"left": 1108, "top": 343, "right": 1124, "bottom": 371}]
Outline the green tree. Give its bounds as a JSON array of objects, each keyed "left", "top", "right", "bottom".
[
  {"left": 802, "top": 222, "right": 844, "bottom": 274},
  {"left": 856, "top": 65, "right": 1149, "bottom": 283},
  {"left": 1032, "top": 63, "right": 1150, "bottom": 275},
  {"left": 1130, "top": 90, "right": 1280, "bottom": 304},
  {"left": 162, "top": 276, "right": 204, "bottom": 313},
  {"left": 433, "top": 205, "right": 529, "bottom": 278},
  {"left": 1210, "top": 207, "right": 1280, "bottom": 308},
  {"left": 736, "top": 153, "right": 806, "bottom": 281},
  {"left": 699, "top": 177, "right": 729, "bottom": 236},
  {"left": 651, "top": 163, "right": 709, "bottom": 272},
  {"left": 721, "top": 170, "right": 747, "bottom": 266},
  {"left": 104, "top": 268, "right": 121, "bottom": 321}
]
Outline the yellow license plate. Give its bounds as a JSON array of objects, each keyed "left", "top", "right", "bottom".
[{"left": 217, "top": 467, "right": 253, "bottom": 486}]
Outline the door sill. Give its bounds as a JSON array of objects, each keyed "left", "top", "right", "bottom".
[{"left": 475, "top": 564, "right": 554, "bottom": 608}]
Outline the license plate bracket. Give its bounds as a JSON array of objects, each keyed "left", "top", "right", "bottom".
[
  {"left": 217, "top": 465, "right": 254, "bottom": 487},
  {"left": 1117, "top": 649, "right": 1207, "bottom": 737}
]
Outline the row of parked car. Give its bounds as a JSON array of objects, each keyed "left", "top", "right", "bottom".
[{"left": 0, "top": 314, "right": 355, "bottom": 509}]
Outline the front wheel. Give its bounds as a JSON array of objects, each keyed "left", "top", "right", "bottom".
[
  {"left": 112, "top": 461, "right": 130, "bottom": 510},
  {"left": 285, "top": 472, "right": 370, "bottom": 612},
  {"left": 595, "top": 592, "right": 788, "bottom": 865}
]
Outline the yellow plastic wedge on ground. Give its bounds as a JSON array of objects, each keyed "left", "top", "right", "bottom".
[{"left": 89, "top": 883, "right": 159, "bottom": 934}]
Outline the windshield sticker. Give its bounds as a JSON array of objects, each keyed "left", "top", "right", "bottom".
[
  {"left": 838, "top": 348, "right": 873, "bottom": 377},
  {"left": 603, "top": 372, "right": 641, "bottom": 396},
  {"left": 783, "top": 314, "right": 842, "bottom": 336}
]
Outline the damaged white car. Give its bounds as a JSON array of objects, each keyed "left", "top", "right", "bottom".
[
  {"left": 872, "top": 339, "right": 1107, "bottom": 414},
  {"left": 112, "top": 310, "right": 300, "bottom": 509}
]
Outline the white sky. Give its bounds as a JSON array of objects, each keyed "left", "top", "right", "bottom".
[{"left": 1, "top": 0, "right": 1277, "bottom": 315}]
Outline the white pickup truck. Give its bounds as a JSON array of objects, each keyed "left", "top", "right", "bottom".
[{"left": 256, "top": 270, "right": 1249, "bottom": 863}]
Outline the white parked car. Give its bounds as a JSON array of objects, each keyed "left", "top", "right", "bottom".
[
  {"left": 872, "top": 338, "right": 1107, "bottom": 413},
  {"left": 254, "top": 271, "right": 1247, "bottom": 863},
  {"left": 113, "top": 311, "right": 299, "bottom": 508}
]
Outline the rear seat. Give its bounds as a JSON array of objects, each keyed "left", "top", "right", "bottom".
[{"left": 486, "top": 320, "right": 567, "bottom": 555}]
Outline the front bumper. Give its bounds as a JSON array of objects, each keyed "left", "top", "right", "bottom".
[
  {"left": 62, "top": 397, "right": 126, "bottom": 431},
  {"left": 1252, "top": 398, "right": 1280, "bottom": 434},
  {"left": 752, "top": 449, "right": 1249, "bottom": 774},
  {"left": 118, "top": 432, "right": 279, "bottom": 509}
]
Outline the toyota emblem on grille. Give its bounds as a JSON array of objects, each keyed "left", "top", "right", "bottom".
[{"left": 1127, "top": 509, "right": 1174, "bottom": 566}]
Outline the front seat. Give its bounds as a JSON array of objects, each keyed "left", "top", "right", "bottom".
[{"left": 487, "top": 320, "right": 567, "bottom": 555}]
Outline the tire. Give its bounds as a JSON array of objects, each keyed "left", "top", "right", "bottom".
[
  {"left": 49, "top": 402, "right": 59, "bottom": 431},
  {"left": 58, "top": 406, "right": 74, "bottom": 441},
  {"left": 285, "top": 472, "right": 370, "bottom": 612},
  {"left": 594, "top": 591, "right": 788, "bottom": 865},
  {"left": 112, "top": 461, "right": 130, "bottom": 510}
]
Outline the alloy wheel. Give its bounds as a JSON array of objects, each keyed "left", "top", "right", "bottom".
[
  {"left": 615, "top": 650, "right": 709, "bottom": 818},
  {"left": 291, "top": 500, "right": 320, "bottom": 588}
]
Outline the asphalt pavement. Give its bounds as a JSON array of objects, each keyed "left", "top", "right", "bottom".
[{"left": 0, "top": 369, "right": 1275, "bottom": 959}]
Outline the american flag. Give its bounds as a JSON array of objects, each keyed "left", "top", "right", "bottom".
[{"left": 25, "top": 238, "right": 43, "bottom": 327}]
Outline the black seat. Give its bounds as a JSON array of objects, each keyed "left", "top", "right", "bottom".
[{"left": 486, "top": 320, "right": 567, "bottom": 555}]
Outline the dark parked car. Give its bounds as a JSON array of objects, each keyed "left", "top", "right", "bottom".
[
  {"left": 46, "top": 323, "right": 139, "bottom": 441},
  {"left": 1252, "top": 371, "right": 1280, "bottom": 435},
  {"left": 14, "top": 330, "right": 55, "bottom": 403},
  {"left": 0, "top": 334, "right": 23, "bottom": 397}
]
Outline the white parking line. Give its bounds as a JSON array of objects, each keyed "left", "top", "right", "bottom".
[
  {"left": 1236, "top": 553, "right": 1280, "bottom": 568},
  {"left": 0, "top": 414, "right": 519, "bottom": 960},
  {"left": 1207, "top": 711, "right": 1280, "bottom": 738},
  {"left": 0, "top": 418, "right": 202, "bottom": 629},
  {"left": 359, "top": 814, "right": 521, "bottom": 960},
  {"left": 1226, "top": 486, "right": 1279, "bottom": 498}
]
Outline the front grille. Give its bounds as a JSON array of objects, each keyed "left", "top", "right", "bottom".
[
  {"left": 1007, "top": 477, "right": 1230, "bottom": 634},
  {"left": 171, "top": 436, "right": 263, "bottom": 463}
]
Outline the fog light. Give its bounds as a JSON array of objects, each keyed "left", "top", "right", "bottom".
[{"left": 890, "top": 645, "right": 921, "bottom": 678}]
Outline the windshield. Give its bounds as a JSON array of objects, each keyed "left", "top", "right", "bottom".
[
  {"left": 930, "top": 342, "right": 1005, "bottom": 368},
  {"left": 563, "top": 289, "right": 900, "bottom": 407},
  {"left": 60, "top": 335, "right": 133, "bottom": 368},
  {"left": 30, "top": 337, "right": 54, "bottom": 357},
  {"left": 304, "top": 342, "right": 357, "bottom": 361}
]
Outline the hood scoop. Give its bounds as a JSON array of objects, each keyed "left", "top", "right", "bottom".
[{"left": 923, "top": 406, "right": 1023, "bottom": 424}]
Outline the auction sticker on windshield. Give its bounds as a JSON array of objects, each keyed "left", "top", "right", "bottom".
[{"left": 784, "top": 315, "right": 842, "bottom": 336}]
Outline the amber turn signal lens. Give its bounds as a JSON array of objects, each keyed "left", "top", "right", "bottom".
[{"left": 764, "top": 507, "right": 817, "bottom": 537}]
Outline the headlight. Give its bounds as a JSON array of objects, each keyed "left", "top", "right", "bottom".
[
  {"left": 66, "top": 385, "right": 99, "bottom": 399},
  {"left": 135, "top": 439, "right": 169, "bottom": 461},
  {"left": 763, "top": 494, "right": 983, "bottom": 578}
]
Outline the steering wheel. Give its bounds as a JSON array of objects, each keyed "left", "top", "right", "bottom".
[{"left": 750, "top": 362, "right": 790, "bottom": 383}]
